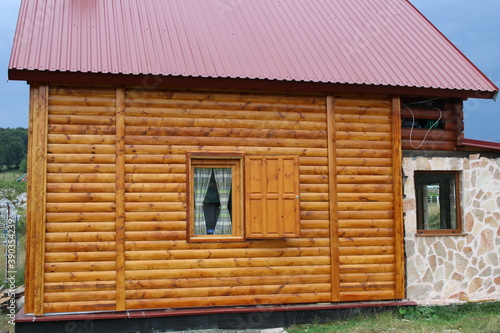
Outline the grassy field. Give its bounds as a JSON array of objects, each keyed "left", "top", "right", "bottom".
[{"left": 288, "top": 302, "right": 500, "bottom": 333}]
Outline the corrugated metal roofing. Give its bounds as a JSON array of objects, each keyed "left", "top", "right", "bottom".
[{"left": 8, "top": 0, "right": 498, "bottom": 96}]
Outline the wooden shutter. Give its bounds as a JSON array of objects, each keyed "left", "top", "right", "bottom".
[{"left": 245, "top": 155, "right": 300, "bottom": 238}]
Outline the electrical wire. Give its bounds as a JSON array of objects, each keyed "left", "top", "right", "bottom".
[{"left": 404, "top": 104, "right": 442, "bottom": 149}]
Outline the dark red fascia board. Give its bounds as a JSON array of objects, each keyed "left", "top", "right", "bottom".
[
  {"left": 16, "top": 300, "right": 417, "bottom": 323},
  {"left": 462, "top": 138, "right": 500, "bottom": 151},
  {"left": 8, "top": 69, "right": 498, "bottom": 100}
]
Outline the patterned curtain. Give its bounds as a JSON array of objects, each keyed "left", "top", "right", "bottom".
[
  {"left": 213, "top": 168, "right": 232, "bottom": 235},
  {"left": 193, "top": 168, "right": 212, "bottom": 235}
]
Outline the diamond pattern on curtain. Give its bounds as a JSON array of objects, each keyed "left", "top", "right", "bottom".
[
  {"left": 193, "top": 168, "right": 212, "bottom": 235},
  {"left": 213, "top": 168, "right": 232, "bottom": 235}
]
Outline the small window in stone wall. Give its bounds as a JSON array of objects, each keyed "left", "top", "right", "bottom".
[{"left": 415, "top": 171, "right": 462, "bottom": 235}]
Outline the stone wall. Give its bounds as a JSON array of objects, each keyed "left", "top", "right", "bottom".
[{"left": 403, "top": 153, "right": 500, "bottom": 304}]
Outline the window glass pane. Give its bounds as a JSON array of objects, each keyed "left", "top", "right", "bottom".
[
  {"left": 424, "top": 183, "right": 441, "bottom": 230},
  {"left": 193, "top": 167, "right": 233, "bottom": 236}
]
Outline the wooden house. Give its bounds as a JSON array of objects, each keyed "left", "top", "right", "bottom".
[{"left": 8, "top": 0, "right": 498, "bottom": 322}]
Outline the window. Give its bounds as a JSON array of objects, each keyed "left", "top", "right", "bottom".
[
  {"left": 187, "top": 153, "right": 301, "bottom": 241},
  {"left": 187, "top": 153, "right": 244, "bottom": 242},
  {"left": 415, "top": 172, "right": 461, "bottom": 235}
]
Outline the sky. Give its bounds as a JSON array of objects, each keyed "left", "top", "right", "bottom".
[{"left": 0, "top": 0, "right": 499, "bottom": 142}]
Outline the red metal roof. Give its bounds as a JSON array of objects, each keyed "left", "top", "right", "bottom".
[
  {"left": 8, "top": 0, "right": 498, "bottom": 98},
  {"left": 462, "top": 139, "right": 500, "bottom": 151}
]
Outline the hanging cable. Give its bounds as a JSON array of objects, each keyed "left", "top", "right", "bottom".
[{"left": 404, "top": 104, "right": 442, "bottom": 149}]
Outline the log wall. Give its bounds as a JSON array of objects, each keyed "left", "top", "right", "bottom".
[{"left": 26, "top": 84, "right": 404, "bottom": 314}]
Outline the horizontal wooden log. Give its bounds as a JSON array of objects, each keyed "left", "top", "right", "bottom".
[
  {"left": 45, "top": 251, "right": 116, "bottom": 262},
  {"left": 125, "top": 173, "right": 186, "bottom": 183},
  {"left": 401, "top": 128, "right": 454, "bottom": 141},
  {"left": 335, "top": 98, "right": 390, "bottom": 110},
  {"left": 299, "top": 156, "right": 328, "bottom": 166},
  {"left": 125, "top": 231, "right": 186, "bottom": 241},
  {"left": 335, "top": 122, "right": 391, "bottom": 133},
  {"left": 337, "top": 184, "right": 392, "bottom": 193},
  {"left": 126, "top": 125, "right": 327, "bottom": 140},
  {"left": 125, "top": 212, "right": 186, "bottom": 222},
  {"left": 340, "top": 281, "right": 395, "bottom": 291},
  {"left": 46, "top": 222, "right": 115, "bottom": 233},
  {"left": 49, "top": 92, "right": 116, "bottom": 106},
  {"left": 45, "top": 232, "right": 116, "bottom": 243},
  {"left": 125, "top": 222, "right": 186, "bottom": 232},
  {"left": 339, "top": 255, "right": 394, "bottom": 265},
  {"left": 336, "top": 140, "right": 392, "bottom": 149},
  {"left": 125, "top": 283, "right": 330, "bottom": 300},
  {"left": 126, "top": 274, "right": 331, "bottom": 290},
  {"left": 48, "top": 124, "right": 116, "bottom": 135},
  {"left": 46, "top": 212, "right": 116, "bottom": 222},
  {"left": 126, "top": 116, "right": 327, "bottom": 132},
  {"left": 48, "top": 144, "right": 115, "bottom": 154},
  {"left": 335, "top": 131, "right": 391, "bottom": 142},
  {"left": 124, "top": 257, "right": 330, "bottom": 271},
  {"left": 338, "top": 228, "right": 394, "bottom": 238},
  {"left": 46, "top": 242, "right": 116, "bottom": 252},
  {"left": 337, "top": 237, "right": 394, "bottom": 247},
  {"left": 299, "top": 202, "right": 329, "bottom": 211},
  {"left": 125, "top": 154, "right": 186, "bottom": 164},
  {"left": 339, "top": 272, "right": 394, "bottom": 283},
  {"left": 48, "top": 134, "right": 116, "bottom": 144},
  {"left": 126, "top": 293, "right": 331, "bottom": 310},
  {"left": 44, "top": 301, "right": 116, "bottom": 313},
  {"left": 337, "top": 219, "right": 393, "bottom": 229},
  {"left": 401, "top": 139, "right": 455, "bottom": 151},
  {"left": 300, "top": 220, "right": 329, "bottom": 229},
  {"left": 46, "top": 202, "right": 115, "bottom": 213},
  {"left": 47, "top": 183, "right": 116, "bottom": 193},
  {"left": 336, "top": 166, "right": 393, "bottom": 176},
  {"left": 337, "top": 211, "right": 393, "bottom": 219},
  {"left": 126, "top": 145, "right": 328, "bottom": 157},
  {"left": 48, "top": 105, "right": 116, "bottom": 116},
  {"left": 336, "top": 149, "right": 392, "bottom": 158},
  {"left": 125, "top": 183, "right": 186, "bottom": 193},
  {"left": 125, "top": 247, "right": 329, "bottom": 261},
  {"left": 300, "top": 210, "right": 329, "bottom": 220},
  {"left": 300, "top": 184, "right": 329, "bottom": 193},
  {"left": 125, "top": 193, "right": 186, "bottom": 202},
  {"left": 335, "top": 113, "right": 390, "bottom": 123},
  {"left": 48, "top": 153, "right": 116, "bottom": 164},
  {"left": 300, "top": 193, "right": 329, "bottom": 202},
  {"left": 46, "top": 193, "right": 116, "bottom": 203},
  {"left": 47, "top": 173, "right": 115, "bottom": 183},
  {"left": 125, "top": 135, "right": 327, "bottom": 149},
  {"left": 300, "top": 229, "right": 329, "bottom": 238},
  {"left": 339, "top": 264, "right": 395, "bottom": 274},
  {"left": 45, "top": 281, "right": 116, "bottom": 293},
  {"left": 125, "top": 164, "right": 186, "bottom": 174},
  {"left": 300, "top": 175, "right": 329, "bottom": 184},
  {"left": 337, "top": 193, "right": 393, "bottom": 202},
  {"left": 45, "top": 290, "right": 116, "bottom": 303},
  {"left": 336, "top": 157, "right": 392, "bottom": 167},
  {"left": 337, "top": 202, "right": 393, "bottom": 211},
  {"left": 338, "top": 246, "right": 394, "bottom": 256},
  {"left": 46, "top": 261, "right": 115, "bottom": 273},
  {"left": 47, "top": 164, "right": 116, "bottom": 173},
  {"left": 48, "top": 114, "right": 115, "bottom": 125},
  {"left": 45, "top": 271, "right": 116, "bottom": 282},
  {"left": 125, "top": 238, "right": 330, "bottom": 251},
  {"left": 299, "top": 166, "right": 329, "bottom": 175},
  {"left": 337, "top": 175, "right": 392, "bottom": 184},
  {"left": 125, "top": 265, "right": 331, "bottom": 280},
  {"left": 125, "top": 202, "right": 186, "bottom": 212}
]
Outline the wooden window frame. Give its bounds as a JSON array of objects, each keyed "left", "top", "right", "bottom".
[
  {"left": 187, "top": 152, "right": 244, "bottom": 242},
  {"left": 415, "top": 171, "right": 462, "bottom": 236}
]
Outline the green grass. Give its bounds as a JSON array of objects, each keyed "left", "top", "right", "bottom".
[
  {"left": 288, "top": 302, "right": 500, "bottom": 333},
  {"left": 0, "top": 170, "right": 26, "bottom": 201}
]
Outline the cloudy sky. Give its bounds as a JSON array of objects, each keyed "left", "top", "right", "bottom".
[{"left": 1, "top": 0, "right": 499, "bottom": 142}]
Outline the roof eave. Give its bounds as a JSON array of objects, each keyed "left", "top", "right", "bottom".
[{"left": 8, "top": 69, "right": 499, "bottom": 100}]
